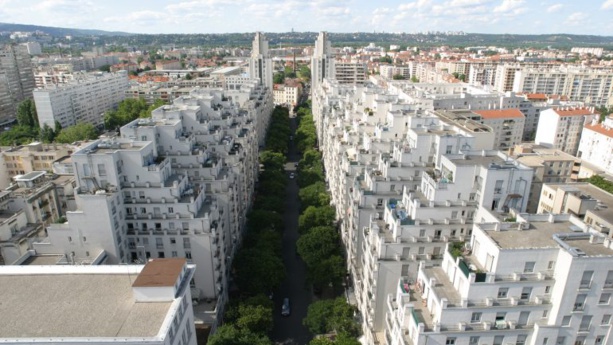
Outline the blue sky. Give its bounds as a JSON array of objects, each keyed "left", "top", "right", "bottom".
[{"left": 1, "top": 0, "right": 612, "bottom": 35}]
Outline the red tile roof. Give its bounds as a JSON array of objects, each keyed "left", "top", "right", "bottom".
[
  {"left": 553, "top": 107, "right": 596, "bottom": 116},
  {"left": 132, "top": 258, "right": 186, "bottom": 288},
  {"left": 472, "top": 109, "right": 525, "bottom": 119},
  {"left": 584, "top": 122, "right": 613, "bottom": 138}
]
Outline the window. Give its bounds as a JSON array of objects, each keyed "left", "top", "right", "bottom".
[
  {"left": 579, "top": 315, "right": 592, "bottom": 331},
  {"left": 604, "top": 271, "right": 613, "bottom": 288},
  {"left": 599, "top": 293, "right": 611, "bottom": 304},
  {"left": 556, "top": 337, "right": 566, "bottom": 345},
  {"left": 471, "top": 312, "right": 482, "bottom": 323},
  {"left": 158, "top": 251, "right": 165, "bottom": 258},
  {"left": 68, "top": 236, "right": 72, "bottom": 242},
  {"left": 445, "top": 338, "right": 456, "bottom": 345},
  {"left": 602, "top": 314, "right": 611, "bottom": 325},
  {"left": 469, "top": 337, "right": 479, "bottom": 345},
  {"left": 543, "top": 310, "right": 549, "bottom": 318},
  {"left": 142, "top": 238, "right": 149, "bottom": 245},
  {"left": 545, "top": 286, "right": 551, "bottom": 294},
  {"left": 595, "top": 336, "right": 604, "bottom": 345},
  {"left": 574, "top": 294, "right": 586, "bottom": 311},
  {"left": 517, "top": 335, "right": 527, "bottom": 345},
  {"left": 419, "top": 229, "right": 426, "bottom": 237},
  {"left": 156, "top": 238, "right": 163, "bottom": 249},
  {"left": 498, "top": 287, "right": 509, "bottom": 298},
  {"left": 496, "top": 312, "right": 506, "bottom": 321},
  {"left": 562, "top": 315, "right": 571, "bottom": 326},
  {"left": 183, "top": 238, "right": 191, "bottom": 249},
  {"left": 521, "top": 287, "right": 532, "bottom": 300},
  {"left": 494, "top": 180, "right": 503, "bottom": 193},
  {"left": 168, "top": 207, "right": 174, "bottom": 213},
  {"left": 170, "top": 238, "right": 176, "bottom": 244},
  {"left": 580, "top": 270, "right": 593, "bottom": 289},
  {"left": 543, "top": 338, "right": 549, "bottom": 345},
  {"left": 97, "top": 164, "right": 106, "bottom": 176},
  {"left": 524, "top": 261, "right": 536, "bottom": 273},
  {"left": 172, "top": 251, "right": 178, "bottom": 257},
  {"left": 548, "top": 261, "right": 555, "bottom": 269},
  {"left": 185, "top": 251, "right": 192, "bottom": 259},
  {"left": 493, "top": 336, "right": 504, "bottom": 345}
]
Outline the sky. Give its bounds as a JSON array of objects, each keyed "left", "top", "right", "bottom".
[{"left": 0, "top": 0, "right": 612, "bottom": 36}]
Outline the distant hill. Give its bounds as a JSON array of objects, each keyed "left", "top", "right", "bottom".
[
  {"left": 0, "top": 22, "right": 612, "bottom": 49},
  {"left": 0, "top": 22, "right": 131, "bottom": 37}
]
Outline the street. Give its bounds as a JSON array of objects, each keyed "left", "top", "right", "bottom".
[{"left": 270, "top": 115, "right": 313, "bottom": 345}]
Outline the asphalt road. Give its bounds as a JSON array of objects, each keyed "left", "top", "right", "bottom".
[{"left": 270, "top": 114, "right": 313, "bottom": 345}]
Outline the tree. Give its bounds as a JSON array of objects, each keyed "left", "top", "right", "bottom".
[
  {"left": 247, "top": 210, "right": 283, "bottom": 232},
  {"left": 207, "top": 324, "right": 272, "bottom": 345},
  {"left": 254, "top": 195, "right": 285, "bottom": 214},
  {"left": 273, "top": 72, "right": 285, "bottom": 84},
  {"left": 297, "top": 226, "right": 339, "bottom": 267},
  {"left": 299, "top": 182, "right": 330, "bottom": 209},
  {"left": 379, "top": 55, "right": 393, "bottom": 64},
  {"left": 16, "top": 99, "right": 38, "bottom": 128},
  {"left": 304, "top": 298, "right": 359, "bottom": 337},
  {"left": 0, "top": 125, "right": 39, "bottom": 146},
  {"left": 39, "top": 124, "right": 56, "bottom": 143},
  {"left": 234, "top": 247, "right": 285, "bottom": 294},
  {"left": 310, "top": 255, "right": 346, "bottom": 289},
  {"left": 259, "top": 151, "right": 286, "bottom": 171},
  {"left": 298, "top": 65, "right": 311, "bottom": 81},
  {"left": 392, "top": 74, "right": 405, "bottom": 80},
  {"left": 299, "top": 206, "right": 336, "bottom": 234},
  {"left": 410, "top": 76, "right": 420, "bottom": 83},
  {"left": 98, "top": 64, "right": 111, "bottom": 72},
  {"left": 236, "top": 304, "right": 274, "bottom": 334},
  {"left": 55, "top": 123, "right": 99, "bottom": 143}
]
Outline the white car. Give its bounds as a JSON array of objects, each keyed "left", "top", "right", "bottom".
[
  {"left": 281, "top": 298, "right": 291, "bottom": 316},
  {"left": 289, "top": 173, "right": 295, "bottom": 179}
]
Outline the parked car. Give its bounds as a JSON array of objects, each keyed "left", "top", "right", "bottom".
[
  {"left": 289, "top": 172, "right": 295, "bottom": 179},
  {"left": 281, "top": 298, "right": 291, "bottom": 316}
]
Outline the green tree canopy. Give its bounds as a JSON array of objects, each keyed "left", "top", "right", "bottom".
[
  {"left": 236, "top": 304, "right": 274, "bottom": 334},
  {"left": 247, "top": 209, "right": 283, "bottom": 232},
  {"left": 233, "top": 246, "right": 286, "bottom": 294},
  {"left": 298, "top": 206, "right": 336, "bottom": 234},
  {"left": 304, "top": 298, "right": 359, "bottom": 337},
  {"left": 16, "top": 99, "right": 38, "bottom": 128},
  {"left": 273, "top": 72, "right": 285, "bottom": 84},
  {"left": 259, "top": 151, "right": 286, "bottom": 171},
  {"left": 299, "top": 182, "right": 330, "bottom": 209},
  {"left": 55, "top": 123, "right": 99, "bottom": 143},
  {"left": 207, "top": 324, "right": 272, "bottom": 345},
  {"left": 0, "top": 126, "right": 39, "bottom": 146},
  {"left": 297, "top": 226, "right": 339, "bottom": 267}
]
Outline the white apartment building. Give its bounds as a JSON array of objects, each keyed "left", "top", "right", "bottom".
[
  {"left": 34, "top": 71, "right": 75, "bottom": 88},
  {"left": 535, "top": 107, "right": 598, "bottom": 156},
  {"left": 513, "top": 66, "right": 613, "bottom": 107},
  {"left": 312, "top": 76, "right": 535, "bottom": 345},
  {"left": 577, "top": 117, "right": 613, "bottom": 175},
  {"left": 510, "top": 144, "right": 579, "bottom": 213},
  {"left": 386, "top": 212, "right": 613, "bottom": 345},
  {"left": 40, "top": 86, "right": 269, "bottom": 329},
  {"left": 21, "top": 41, "right": 42, "bottom": 55},
  {"left": 0, "top": 258, "right": 197, "bottom": 345},
  {"left": 311, "top": 32, "right": 336, "bottom": 92},
  {"left": 248, "top": 32, "right": 273, "bottom": 89},
  {"left": 454, "top": 109, "right": 525, "bottom": 150},
  {"left": 33, "top": 71, "right": 129, "bottom": 129},
  {"left": 0, "top": 44, "right": 35, "bottom": 124},
  {"left": 336, "top": 62, "right": 368, "bottom": 85},
  {"left": 380, "top": 65, "right": 411, "bottom": 80}
]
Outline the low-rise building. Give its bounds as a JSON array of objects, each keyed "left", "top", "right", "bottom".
[
  {"left": 0, "top": 142, "right": 75, "bottom": 188},
  {"left": 273, "top": 79, "right": 302, "bottom": 106}
]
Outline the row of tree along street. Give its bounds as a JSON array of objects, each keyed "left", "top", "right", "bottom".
[
  {"left": 1, "top": 98, "right": 165, "bottom": 146},
  {"left": 294, "top": 103, "right": 361, "bottom": 345},
  {"left": 207, "top": 106, "right": 291, "bottom": 345}
]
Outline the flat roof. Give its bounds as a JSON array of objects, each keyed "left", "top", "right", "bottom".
[
  {"left": 487, "top": 221, "right": 574, "bottom": 249},
  {"left": 546, "top": 183, "right": 613, "bottom": 225},
  {"left": 564, "top": 237, "right": 613, "bottom": 256},
  {"left": 473, "top": 108, "right": 525, "bottom": 119},
  {"left": 450, "top": 154, "right": 506, "bottom": 167},
  {"left": 0, "top": 270, "right": 172, "bottom": 338},
  {"left": 133, "top": 258, "right": 186, "bottom": 287}
]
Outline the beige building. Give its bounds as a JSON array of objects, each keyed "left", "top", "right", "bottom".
[
  {"left": 0, "top": 142, "right": 75, "bottom": 188},
  {"left": 510, "top": 144, "right": 579, "bottom": 213},
  {"left": 471, "top": 108, "right": 525, "bottom": 150},
  {"left": 538, "top": 182, "right": 613, "bottom": 236},
  {"left": 535, "top": 107, "right": 598, "bottom": 156},
  {"left": 273, "top": 79, "right": 302, "bottom": 106}
]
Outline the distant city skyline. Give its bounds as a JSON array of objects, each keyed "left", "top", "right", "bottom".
[{"left": 1, "top": 0, "right": 612, "bottom": 36}]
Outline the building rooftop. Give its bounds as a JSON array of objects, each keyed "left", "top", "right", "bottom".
[
  {"left": 545, "top": 182, "right": 613, "bottom": 226},
  {"left": 450, "top": 154, "right": 506, "bottom": 167},
  {"left": 133, "top": 258, "right": 186, "bottom": 287},
  {"left": 552, "top": 107, "right": 596, "bottom": 117},
  {"left": 472, "top": 108, "right": 525, "bottom": 119},
  {"left": 584, "top": 122, "right": 613, "bottom": 139},
  {"left": 0, "top": 266, "right": 173, "bottom": 338}
]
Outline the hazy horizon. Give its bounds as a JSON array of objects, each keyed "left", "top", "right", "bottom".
[{"left": 1, "top": 0, "right": 612, "bottom": 36}]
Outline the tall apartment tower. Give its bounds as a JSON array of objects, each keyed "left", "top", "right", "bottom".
[
  {"left": 249, "top": 32, "right": 273, "bottom": 89},
  {"left": 0, "top": 44, "right": 35, "bottom": 124},
  {"left": 311, "top": 32, "right": 335, "bottom": 92}
]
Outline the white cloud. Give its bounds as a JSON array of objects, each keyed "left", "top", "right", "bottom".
[
  {"left": 546, "top": 3, "right": 563, "bottom": 12},
  {"left": 445, "top": 0, "right": 491, "bottom": 7},
  {"left": 567, "top": 11, "right": 587, "bottom": 22},
  {"left": 398, "top": 0, "right": 431, "bottom": 11},
  {"left": 602, "top": 0, "right": 613, "bottom": 9},
  {"left": 493, "top": 0, "right": 525, "bottom": 13}
]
